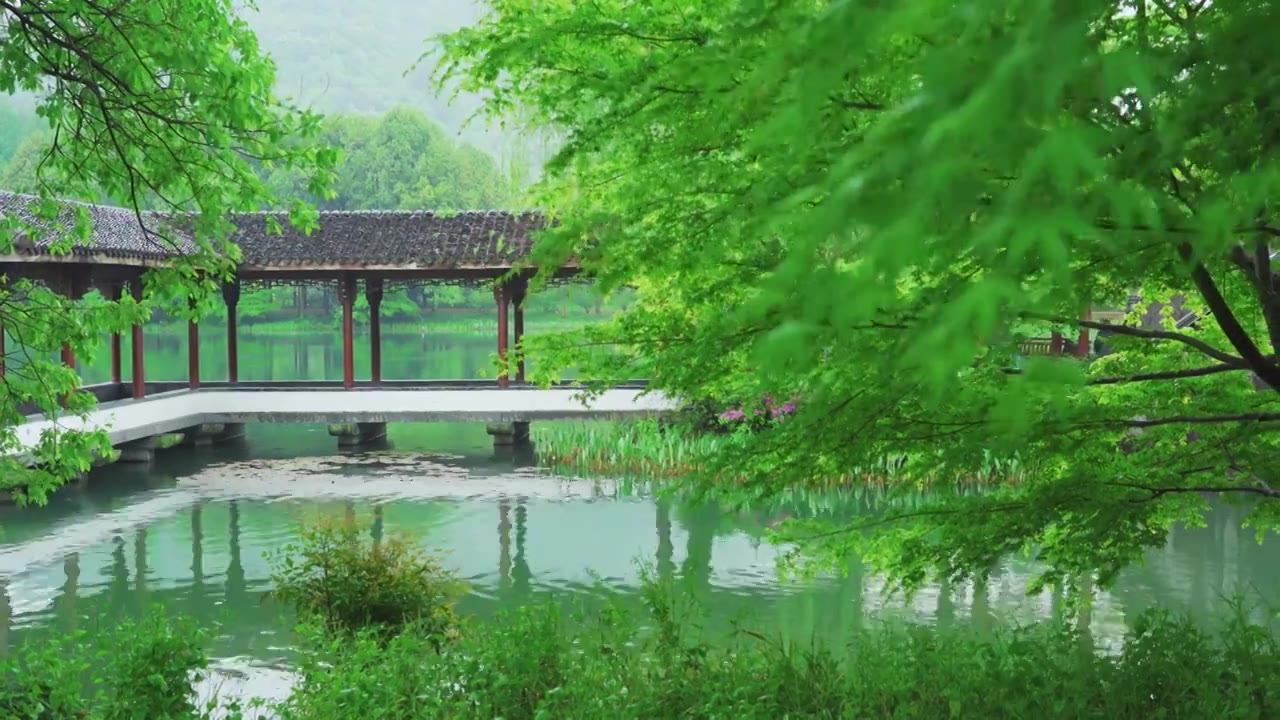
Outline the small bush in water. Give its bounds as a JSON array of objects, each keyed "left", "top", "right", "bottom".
[{"left": 269, "top": 515, "right": 463, "bottom": 646}]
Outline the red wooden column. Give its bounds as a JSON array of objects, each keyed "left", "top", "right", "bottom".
[
  {"left": 108, "top": 282, "right": 124, "bottom": 384},
  {"left": 59, "top": 269, "right": 92, "bottom": 370},
  {"left": 339, "top": 274, "right": 356, "bottom": 389},
  {"left": 1049, "top": 331, "right": 1064, "bottom": 354},
  {"left": 187, "top": 298, "right": 201, "bottom": 390},
  {"left": 130, "top": 277, "right": 146, "bottom": 399},
  {"left": 494, "top": 282, "right": 510, "bottom": 388},
  {"left": 366, "top": 278, "right": 384, "bottom": 384},
  {"left": 222, "top": 278, "right": 241, "bottom": 383},
  {"left": 511, "top": 278, "right": 527, "bottom": 383},
  {"left": 1076, "top": 308, "right": 1092, "bottom": 358}
]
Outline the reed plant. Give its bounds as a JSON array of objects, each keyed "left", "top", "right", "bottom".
[{"left": 534, "top": 420, "right": 721, "bottom": 477}]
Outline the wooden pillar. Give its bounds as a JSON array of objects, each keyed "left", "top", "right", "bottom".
[
  {"left": 366, "top": 278, "right": 384, "bottom": 383},
  {"left": 59, "top": 269, "right": 92, "bottom": 370},
  {"left": 1076, "top": 308, "right": 1092, "bottom": 358},
  {"left": 339, "top": 274, "right": 356, "bottom": 389},
  {"left": 494, "top": 282, "right": 510, "bottom": 388},
  {"left": 1049, "top": 330, "right": 1064, "bottom": 354},
  {"left": 512, "top": 278, "right": 527, "bottom": 383},
  {"left": 187, "top": 317, "right": 200, "bottom": 390},
  {"left": 222, "top": 278, "right": 241, "bottom": 383},
  {"left": 109, "top": 283, "right": 124, "bottom": 384},
  {"left": 131, "top": 278, "right": 146, "bottom": 399}
]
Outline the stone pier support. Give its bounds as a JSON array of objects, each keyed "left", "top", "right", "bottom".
[
  {"left": 486, "top": 421, "right": 531, "bottom": 449},
  {"left": 117, "top": 437, "right": 160, "bottom": 464},
  {"left": 328, "top": 422, "right": 388, "bottom": 449},
  {"left": 182, "top": 423, "right": 247, "bottom": 447}
]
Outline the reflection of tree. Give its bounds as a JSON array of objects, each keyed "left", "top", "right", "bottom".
[
  {"left": 372, "top": 504, "right": 384, "bottom": 547},
  {"left": 498, "top": 500, "right": 512, "bottom": 591},
  {"left": 512, "top": 500, "right": 531, "bottom": 593}
]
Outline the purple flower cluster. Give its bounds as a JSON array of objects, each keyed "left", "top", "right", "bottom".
[{"left": 719, "top": 396, "right": 797, "bottom": 423}]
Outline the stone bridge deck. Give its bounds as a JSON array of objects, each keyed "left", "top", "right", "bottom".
[{"left": 15, "top": 381, "right": 674, "bottom": 455}]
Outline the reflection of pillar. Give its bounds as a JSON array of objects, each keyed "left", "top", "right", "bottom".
[
  {"left": 135, "top": 528, "right": 148, "bottom": 598},
  {"left": 498, "top": 500, "right": 512, "bottom": 590},
  {"left": 372, "top": 504, "right": 384, "bottom": 547},
  {"left": 227, "top": 501, "right": 245, "bottom": 603},
  {"left": 936, "top": 576, "right": 955, "bottom": 628},
  {"left": 681, "top": 504, "right": 718, "bottom": 594},
  {"left": 0, "top": 579, "right": 9, "bottom": 659},
  {"left": 344, "top": 501, "right": 356, "bottom": 528},
  {"left": 1075, "top": 574, "right": 1095, "bottom": 648},
  {"left": 1222, "top": 509, "right": 1239, "bottom": 597},
  {"left": 109, "top": 535, "right": 129, "bottom": 610},
  {"left": 656, "top": 500, "right": 674, "bottom": 584},
  {"left": 367, "top": 279, "right": 384, "bottom": 383},
  {"left": 61, "top": 552, "right": 79, "bottom": 632},
  {"left": 191, "top": 502, "right": 204, "bottom": 615},
  {"left": 971, "top": 575, "right": 992, "bottom": 632},
  {"left": 512, "top": 500, "right": 531, "bottom": 592}
]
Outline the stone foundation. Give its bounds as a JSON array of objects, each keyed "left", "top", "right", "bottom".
[
  {"left": 182, "top": 422, "right": 247, "bottom": 447},
  {"left": 485, "top": 421, "right": 531, "bottom": 449},
  {"left": 328, "top": 422, "right": 388, "bottom": 449}
]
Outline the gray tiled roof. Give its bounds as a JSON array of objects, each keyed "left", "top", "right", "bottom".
[
  {"left": 0, "top": 191, "right": 192, "bottom": 260},
  {"left": 232, "top": 210, "right": 547, "bottom": 268},
  {"left": 0, "top": 191, "right": 549, "bottom": 268}
]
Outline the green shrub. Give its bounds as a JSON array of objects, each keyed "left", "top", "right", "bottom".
[
  {"left": 0, "top": 610, "right": 212, "bottom": 719},
  {"left": 269, "top": 515, "right": 463, "bottom": 646},
  {"left": 278, "top": 573, "right": 1280, "bottom": 720}
]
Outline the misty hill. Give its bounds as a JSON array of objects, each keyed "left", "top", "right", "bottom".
[
  {"left": 0, "top": 1, "right": 516, "bottom": 162},
  {"left": 250, "top": 0, "right": 499, "bottom": 152}
]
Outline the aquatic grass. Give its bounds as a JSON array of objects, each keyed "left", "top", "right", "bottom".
[
  {"left": 534, "top": 420, "right": 721, "bottom": 477},
  {"left": 535, "top": 419, "right": 1032, "bottom": 491}
]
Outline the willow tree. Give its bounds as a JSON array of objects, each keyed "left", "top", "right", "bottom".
[
  {"left": 437, "top": 0, "right": 1280, "bottom": 589},
  {"left": 0, "top": 0, "right": 335, "bottom": 503}
]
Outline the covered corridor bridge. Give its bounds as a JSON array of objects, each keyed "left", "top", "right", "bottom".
[{"left": 0, "top": 191, "right": 669, "bottom": 457}]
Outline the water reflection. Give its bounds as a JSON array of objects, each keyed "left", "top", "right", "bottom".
[{"left": 0, "top": 427, "right": 1275, "bottom": 676}]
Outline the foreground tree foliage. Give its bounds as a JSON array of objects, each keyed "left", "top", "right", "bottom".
[
  {"left": 438, "top": 0, "right": 1280, "bottom": 589},
  {"left": 0, "top": 0, "right": 333, "bottom": 502}
]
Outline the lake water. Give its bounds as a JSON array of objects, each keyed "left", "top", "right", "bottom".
[{"left": 1, "top": 325, "right": 1278, "bottom": 704}]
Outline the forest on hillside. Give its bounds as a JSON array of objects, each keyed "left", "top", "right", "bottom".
[{"left": 0, "top": 0, "right": 529, "bottom": 168}]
